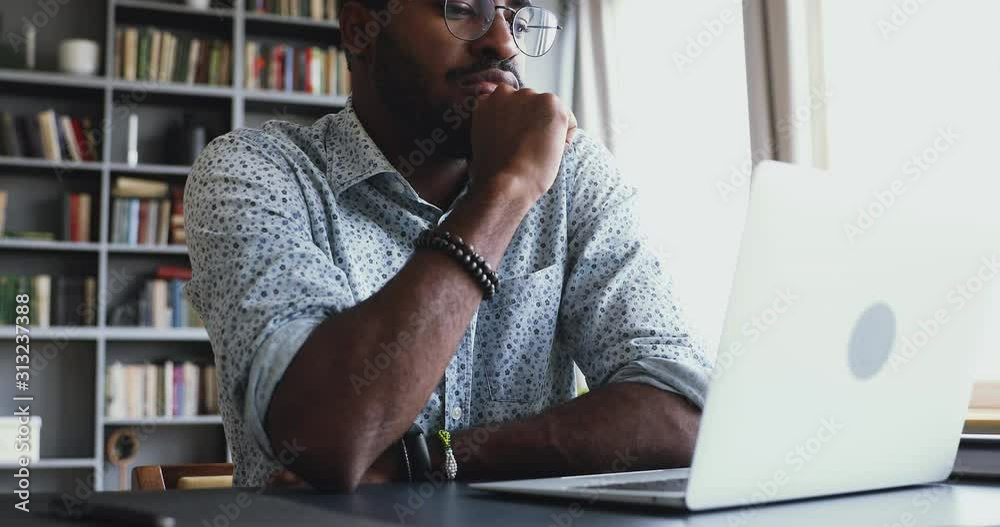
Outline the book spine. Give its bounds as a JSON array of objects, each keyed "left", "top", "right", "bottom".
[
  {"left": 173, "top": 364, "right": 183, "bottom": 417},
  {"left": 62, "top": 193, "right": 70, "bottom": 242},
  {"left": 32, "top": 275, "right": 51, "bottom": 328},
  {"left": 170, "top": 279, "right": 181, "bottom": 328},
  {"left": 144, "top": 362, "right": 157, "bottom": 417},
  {"left": 137, "top": 199, "right": 148, "bottom": 245},
  {"left": 78, "top": 193, "right": 92, "bottom": 243},
  {"left": 83, "top": 276, "right": 96, "bottom": 326},
  {"left": 130, "top": 198, "right": 140, "bottom": 245},
  {"left": 284, "top": 45, "right": 292, "bottom": 92},
  {"left": 114, "top": 28, "right": 123, "bottom": 79},
  {"left": 163, "top": 360, "right": 174, "bottom": 417},
  {"left": 69, "top": 192, "right": 79, "bottom": 242}
]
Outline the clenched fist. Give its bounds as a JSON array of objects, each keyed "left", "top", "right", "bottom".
[{"left": 467, "top": 85, "right": 578, "bottom": 209}]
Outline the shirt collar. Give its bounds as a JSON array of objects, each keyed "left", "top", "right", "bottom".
[{"left": 324, "top": 96, "right": 400, "bottom": 195}]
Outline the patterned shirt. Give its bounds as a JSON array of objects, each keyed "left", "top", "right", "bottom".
[{"left": 184, "top": 96, "right": 712, "bottom": 487}]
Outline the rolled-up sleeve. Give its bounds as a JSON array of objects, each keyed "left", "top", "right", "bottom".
[
  {"left": 558, "top": 132, "right": 712, "bottom": 408},
  {"left": 183, "top": 129, "right": 354, "bottom": 461}
]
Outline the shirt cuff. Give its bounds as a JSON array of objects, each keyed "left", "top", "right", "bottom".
[
  {"left": 604, "top": 356, "right": 710, "bottom": 409},
  {"left": 243, "top": 316, "right": 328, "bottom": 460}
]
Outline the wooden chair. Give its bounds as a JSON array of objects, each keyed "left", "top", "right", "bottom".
[{"left": 132, "top": 463, "right": 234, "bottom": 491}]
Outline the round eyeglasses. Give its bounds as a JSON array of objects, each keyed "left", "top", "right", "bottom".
[{"left": 444, "top": 0, "right": 563, "bottom": 58}]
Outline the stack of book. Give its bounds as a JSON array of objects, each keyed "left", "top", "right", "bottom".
[
  {"left": 0, "top": 274, "right": 97, "bottom": 327},
  {"left": 105, "top": 361, "right": 219, "bottom": 419},
  {"left": 0, "top": 110, "right": 100, "bottom": 161},
  {"left": 137, "top": 265, "right": 204, "bottom": 329},
  {"left": 115, "top": 26, "right": 232, "bottom": 86},
  {"left": 111, "top": 177, "right": 185, "bottom": 246},
  {"left": 245, "top": 41, "right": 349, "bottom": 96},
  {"left": 62, "top": 192, "right": 94, "bottom": 242},
  {"left": 251, "top": 0, "right": 337, "bottom": 20}
]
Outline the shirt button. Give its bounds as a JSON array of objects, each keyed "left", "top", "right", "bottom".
[{"left": 451, "top": 406, "right": 463, "bottom": 420}]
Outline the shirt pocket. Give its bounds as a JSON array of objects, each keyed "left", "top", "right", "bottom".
[{"left": 475, "top": 263, "right": 563, "bottom": 409}]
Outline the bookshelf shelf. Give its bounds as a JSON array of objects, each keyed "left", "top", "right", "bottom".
[
  {"left": 0, "top": 0, "right": 348, "bottom": 494},
  {"left": 0, "top": 157, "right": 103, "bottom": 172},
  {"left": 107, "top": 243, "right": 189, "bottom": 255},
  {"left": 104, "top": 415, "right": 223, "bottom": 426},
  {"left": 0, "top": 458, "right": 98, "bottom": 470},
  {"left": 114, "top": 0, "right": 235, "bottom": 19},
  {"left": 0, "top": 326, "right": 102, "bottom": 340},
  {"left": 244, "top": 90, "right": 347, "bottom": 107},
  {"left": 0, "top": 69, "right": 107, "bottom": 92},
  {"left": 108, "top": 162, "right": 192, "bottom": 176},
  {"left": 0, "top": 239, "right": 101, "bottom": 252},
  {"left": 244, "top": 11, "right": 340, "bottom": 30},
  {"left": 111, "top": 80, "right": 235, "bottom": 99},
  {"left": 103, "top": 327, "right": 209, "bottom": 341}
]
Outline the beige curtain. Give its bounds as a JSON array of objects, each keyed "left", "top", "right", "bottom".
[{"left": 571, "top": 0, "right": 621, "bottom": 154}]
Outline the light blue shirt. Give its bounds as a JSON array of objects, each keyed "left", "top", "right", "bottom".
[{"left": 184, "top": 97, "right": 712, "bottom": 487}]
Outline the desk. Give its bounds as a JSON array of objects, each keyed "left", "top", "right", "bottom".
[{"left": 3, "top": 480, "right": 1000, "bottom": 527}]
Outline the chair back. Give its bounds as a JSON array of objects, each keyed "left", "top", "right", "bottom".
[{"left": 132, "top": 463, "right": 234, "bottom": 491}]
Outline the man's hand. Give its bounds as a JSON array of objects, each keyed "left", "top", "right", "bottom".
[{"left": 468, "top": 85, "right": 577, "bottom": 209}]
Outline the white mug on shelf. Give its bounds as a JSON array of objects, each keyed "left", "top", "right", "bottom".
[
  {"left": 58, "top": 39, "right": 100, "bottom": 76},
  {"left": 186, "top": 0, "right": 212, "bottom": 9}
]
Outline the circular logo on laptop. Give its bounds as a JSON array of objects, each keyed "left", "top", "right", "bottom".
[{"left": 848, "top": 302, "right": 896, "bottom": 380}]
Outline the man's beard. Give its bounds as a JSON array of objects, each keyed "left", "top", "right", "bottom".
[{"left": 369, "top": 31, "right": 524, "bottom": 159}]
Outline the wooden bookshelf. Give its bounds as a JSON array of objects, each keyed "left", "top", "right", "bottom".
[{"left": 0, "top": 0, "right": 348, "bottom": 494}]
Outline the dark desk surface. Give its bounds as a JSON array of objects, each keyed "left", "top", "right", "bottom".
[{"left": 4, "top": 480, "right": 1000, "bottom": 527}]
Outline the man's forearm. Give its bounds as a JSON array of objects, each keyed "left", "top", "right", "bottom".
[
  {"left": 266, "top": 187, "right": 532, "bottom": 492},
  {"left": 434, "top": 382, "right": 701, "bottom": 481}
]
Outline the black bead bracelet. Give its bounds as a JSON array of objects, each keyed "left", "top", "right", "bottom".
[{"left": 415, "top": 229, "right": 499, "bottom": 299}]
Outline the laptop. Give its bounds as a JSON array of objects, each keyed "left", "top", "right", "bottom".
[{"left": 470, "top": 160, "right": 999, "bottom": 511}]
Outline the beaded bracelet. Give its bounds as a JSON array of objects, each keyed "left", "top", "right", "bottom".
[
  {"left": 437, "top": 429, "right": 458, "bottom": 481},
  {"left": 415, "top": 229, "right": 499, "bottom": 299}
]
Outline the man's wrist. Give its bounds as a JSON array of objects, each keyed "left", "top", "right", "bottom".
[{"left": 465, "top": 174, "right": 538, "bottom": 217}]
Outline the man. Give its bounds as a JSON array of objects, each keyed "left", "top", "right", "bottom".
[{"left": 184, "top": 0, "right": 711, "bottom": 492}]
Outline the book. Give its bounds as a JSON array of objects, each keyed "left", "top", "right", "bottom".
[
  {"left": 144, "top": 362, "right": 157, "bottom": 418},
  {"left": 30, "top": 275, "right": 50, "bottom": 327},
  {"left": 202, "top": 365, "right": 219, "bottom": 415},
  {"left": 0, "top": 190, "right": 6, "bottom": 237},
  {"left": 114, "top": 28, "right": 123, "bottom": 78},
  {"left": 162, "top": 360, "right": 174, "bottom": 417},
  {"left": 106, "top": 362, "right": 126, "bottom": 419},
  {"left": 113, "top": 176, "right": 169, "bottom": 198},
  {"left": 59, "top": 116, "right": 82, "bottom": 162},
  {"left": 0, "top": 111, "right": 21, "bottom": 157},
  {"left": 83, "top": 276, "right": 96, "bottom": 326},
  {"left": 124, "top": 27, "right": 138, "bottom": 81},
  {"left": 143, "top": 28, "right": 163, "bottom": 81},
  {"left": 138, "top": 27, "right": 150, "bottom": 81},
  {"left": 36, "top": 110, "right": 60, "bottom": 161}
]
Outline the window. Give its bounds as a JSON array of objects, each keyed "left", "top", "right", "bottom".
[
  {"left": 816, "top": 0, "right": 1000, "bottom": 389},
  {"left": 612, "top": 1, "right": 752, "bottom": 360}
]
